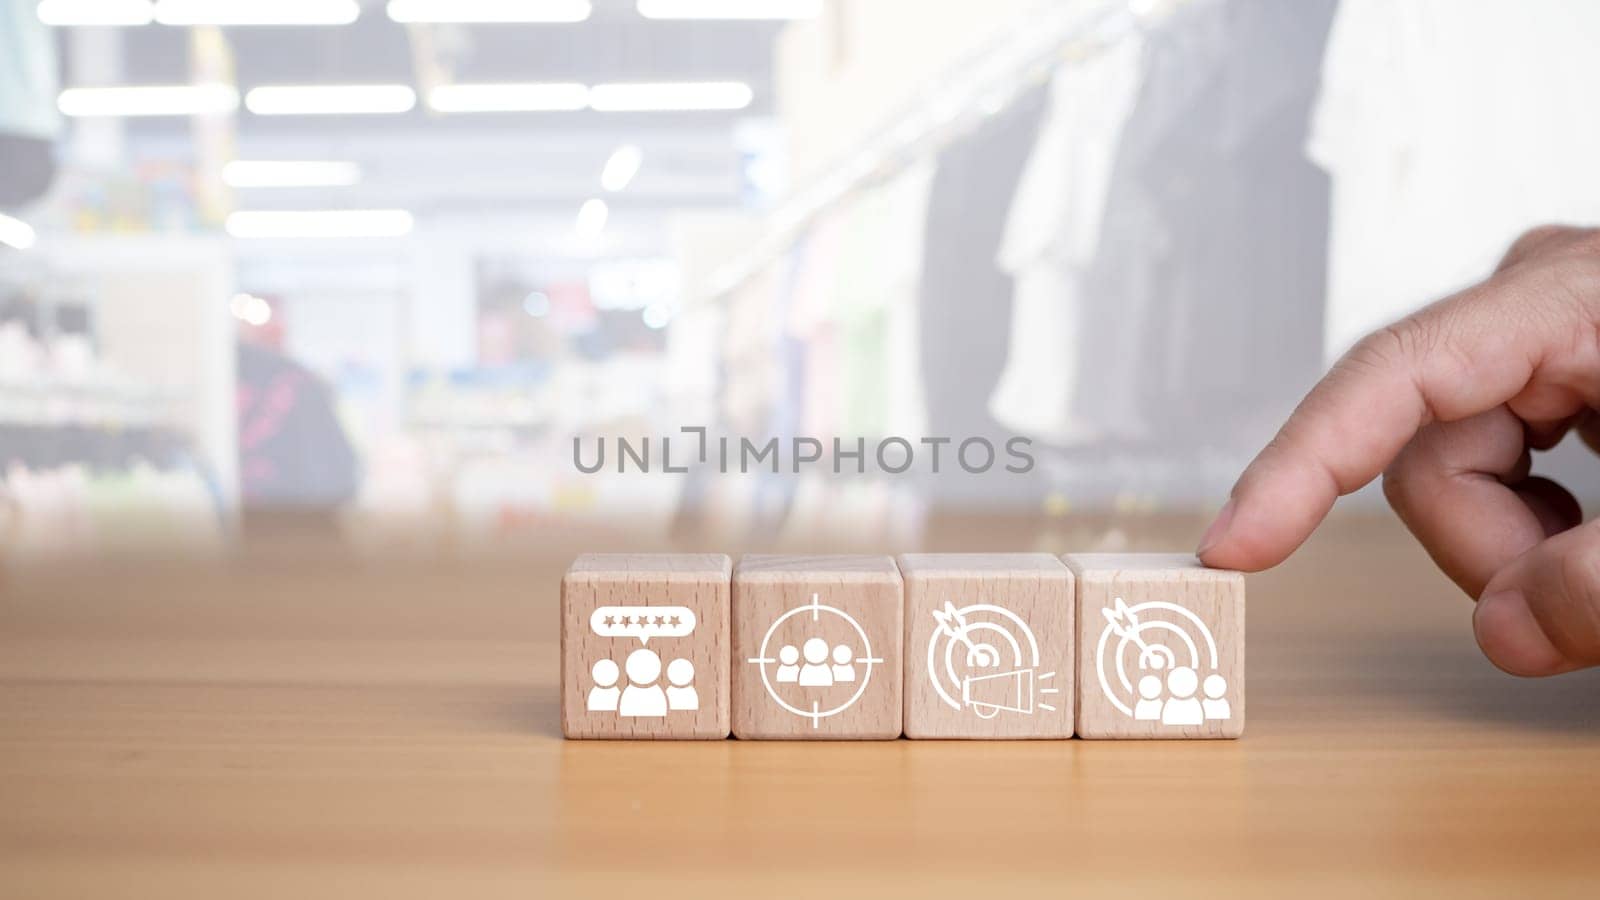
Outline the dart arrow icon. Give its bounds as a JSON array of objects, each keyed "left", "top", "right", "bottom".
[
  {"left": 931, "top": 601, "right": 999, "bottom": 668},
  {"left": 1102, "top": 597, "right": 1168, "bottom": 669}
]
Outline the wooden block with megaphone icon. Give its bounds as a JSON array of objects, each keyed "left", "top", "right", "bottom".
[{"left": 899, "top": 553, "right": 1075, "bottom": 739}]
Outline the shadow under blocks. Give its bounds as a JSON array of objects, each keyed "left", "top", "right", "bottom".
[{"left": 560, "top": 553, "right": 1243, "bottom": 740}]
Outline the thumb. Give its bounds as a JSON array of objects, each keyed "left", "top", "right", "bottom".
[{"left": 1475, "top": 520, "right": 1600, "bottom": 677}]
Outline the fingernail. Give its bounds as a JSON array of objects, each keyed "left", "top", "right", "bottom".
[
  {"left": 1196, "top": 499, "right": 1235, "bottom": 558},
  {"left": 1474, "top": 590, "right": 1571, "bottom": 677}
]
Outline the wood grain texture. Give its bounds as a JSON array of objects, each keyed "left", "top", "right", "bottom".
[
  {"left": 1065, "top": 553, "right": 1244, "bottom": 739},
  {"left": 899, "top": 553, "right": 1074, "bottom": 739},
  {"left": 4, "top": 514, "right": 1600, "bottom": 897},
  {"left": 561, "top": 553, "right": 731, "bottom": 739},
  {"left": 731, "top": 555, "right": 903, "bottom": 740}
]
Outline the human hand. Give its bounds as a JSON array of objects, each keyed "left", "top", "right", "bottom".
[{"left": 1196, "top": 225, "right": 1600, "bottom": 676}]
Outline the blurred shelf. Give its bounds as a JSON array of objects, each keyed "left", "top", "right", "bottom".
[{"left": 0, "top": 376, "right": 184, "bottom": 430}]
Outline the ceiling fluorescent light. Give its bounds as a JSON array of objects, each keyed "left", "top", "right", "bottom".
[
  {"left": 225, "top": 210, "right": 415, "bottom": 239},
  {"left": 58, "top": 84, "right": 239, "bottom": 117},
  {"left": 222, "top": 160, "right": 363, "bottom": 188},
  {"left": 386, "top": 0, "right": 591, "bottom": 23},
  {"left": 636, "top": 0, "right": 820, "bottom": 20},
  {"left": 589, "top": 81, "right": 752, "bottom": 112},
  {"left": 245, "top": 85, "right": 416, "bottom": 116},
  {"left": 37, "top": 0, "right": 155, "bottom": 26},
  {"left": 428, "top": 82, "right": 589, "bottom": 113},
  {"left": 575, "top": 198, "right": 608, "bottom": 238},
  {"left": 153, "top": 0, "right": 359, "bottom": 25},
  {"left": 600, "top": 145, "right": 643, "bottom": 192},
  {"left": 0, "top": 213, "right": 37, "bottom": 251}
]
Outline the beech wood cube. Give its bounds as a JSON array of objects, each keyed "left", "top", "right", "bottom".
[
  {"left": 899, "top": 553, "right": 1075, "bottom": 739},
  {"left": 1063, "top": 554, "right": 1244, "bottom": 739},
  {"left": 732, "top": 555, "right": 903, "bottom": 740},
  {"left": 561, "top": 553, "right": 731, "bottom": 740}
]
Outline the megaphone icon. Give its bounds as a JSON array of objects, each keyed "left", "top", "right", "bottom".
[{"left": 962, "top": 668, "right": 1035, "bottom": 719}]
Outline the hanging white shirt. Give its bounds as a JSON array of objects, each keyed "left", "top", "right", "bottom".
[
  {"left": 989, "top": 35, "right": 1146, "bottom": 445},
  {"left": 1310, "top": 0, "right": 1600, "bottom": 361}
]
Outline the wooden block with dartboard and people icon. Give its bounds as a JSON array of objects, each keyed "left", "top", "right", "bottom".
[{"left": 1063, "top": 554, "right": 1244, "bottom": 740}]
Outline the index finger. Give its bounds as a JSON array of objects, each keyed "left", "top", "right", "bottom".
[{"left": 1197, "top": 273, "right": 1561, "bottom": 572}]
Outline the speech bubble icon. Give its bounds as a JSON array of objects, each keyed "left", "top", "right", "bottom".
[{"left": 590, "top": 605, "right": 696, "bottom": 645}]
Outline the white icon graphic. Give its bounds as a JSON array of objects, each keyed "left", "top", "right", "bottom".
[
  {"left": 776, "top": 644, "right": 800, "bottom": 682},
  {"left": 1134, "top": 674, "right": 1161, "bottom": 720},
  {"left": 831, "top": 644, "right": 856, "bottom": 682},
  {"left": 1095, "top": 597, "right": 1231, "bottom": 724},
  {"left": 665, "top": 657, "right": 699, "bottom": 711},
  {"left": 926, "top": 601, "right": 1059, "bottom": 718},
  {"left": 620, "top": 648, "right": 669, "bottom": 716},
  {"left": 586, "top": 605, "right": 699, "bottom": 719},
  {"left": 746, "top": 593, "right": 884, "bottom": 729},
  {"left": 1202, "top": 673, "right": 1231, "bottom": 720},
  {"left": 588, "top": 659, "right": 622, "bottom": 712},
  {"left": 589, "top": 606, "right": 695, "bottom": 642},
  {"left": 798, "top": 637, "right": 833, "bottom": 686}
]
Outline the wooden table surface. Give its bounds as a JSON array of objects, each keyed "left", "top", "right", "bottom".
[{"left": 2, "top": 513, "right": 1598, "bottom": 898}]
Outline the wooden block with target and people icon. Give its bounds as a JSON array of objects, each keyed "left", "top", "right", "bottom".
[
  {"left": 731, "top": 555, "right": 904, "bottom": 740},
  {"left": 1063, "top": 554, "right": 1244, "bottom": 740}
]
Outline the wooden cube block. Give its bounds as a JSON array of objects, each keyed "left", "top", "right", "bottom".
[
  {"left": 899, "top": 553, "right": 1075, "bottom": 739},
  {"left": 561, "top": 554, "right": 731, "bottom": 740},
  {"left": 732, "top": 555, "right": 903, "bottom": 740},
  {"left": 1063, "top": 554, "right": 1244, "bottom": 739}
]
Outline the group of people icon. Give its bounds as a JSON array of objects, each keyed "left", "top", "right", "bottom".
[
  {"left": 587, "top": 647, "right": 698, "bottom": 717},
  {"left": 775, "top": 637, "right": 856, "bottom": 687},
  {"left": 1134, "top": 666, "right": 1230, "bottom": 726}
]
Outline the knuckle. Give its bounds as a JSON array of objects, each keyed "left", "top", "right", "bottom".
[
  {"left": 1576, "top": 227, "right": 1600, "bottom": 258},
  {"left": 1571, "top": 229, "right": 1600, "bottom": 279},
  {"left": 1343, "top": 318, "right": 1459, "bottom": 421},
  {"left": 1502, "top": 224, "right": 1581, "bottom": 270},
  {"left": 1518, "top": 223, "right": 1574, "bottom": 250},
  {"left": 1527, "top": 230, "right": 1600, "bottom": 325},
  {"left": 1504, "top": 224, "right": 1600, "bottom": 281},
  {"left": 1561, "top": 224, "right": 1600, "bottom": 253},
  {"left": 1353, "top": 323, "right": 1417, "bottom": 369},
  {"left": 1334, "top": 323, "right": 1422, "bottom": 387}
]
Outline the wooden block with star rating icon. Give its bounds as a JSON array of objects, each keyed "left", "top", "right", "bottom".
[
  {"left": 732, "top": 555, "right": 903, "bottom": 740},
  {"left": 561, "top": 554, "right": 732, "bottom": 739},
  {"left": 1063, "top": 554, "right": 1244, "bottom": 740},
  {"left": 899, "top": 553, "right": 1075, "bottom": 739}
]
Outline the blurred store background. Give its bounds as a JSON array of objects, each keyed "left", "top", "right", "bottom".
[{"left": 2, "top": 0, "right": 1599, "bottom": 563}]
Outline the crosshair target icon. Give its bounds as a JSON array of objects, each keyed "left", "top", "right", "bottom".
[{"left": 746, "top": 593, "right": 884, "bottom": 729}]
